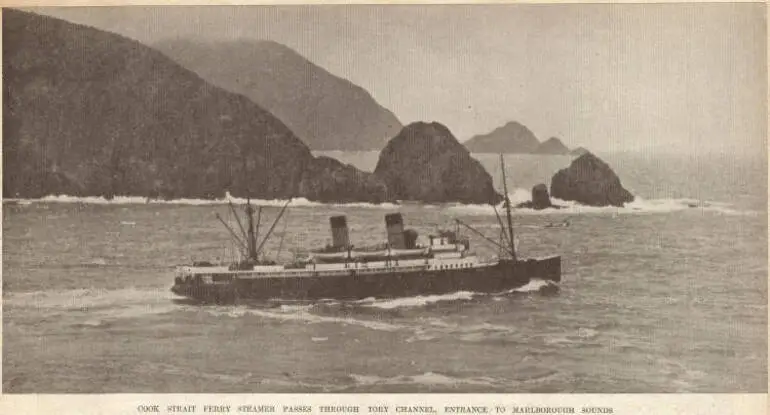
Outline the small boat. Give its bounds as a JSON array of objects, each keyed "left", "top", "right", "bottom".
[{"left": 170, "top": 155, "right": 562, "bottom": 303}]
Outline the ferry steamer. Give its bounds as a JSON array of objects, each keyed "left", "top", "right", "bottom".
[{"left": 171, "top": 156, "right": 561, "bottom": 303}]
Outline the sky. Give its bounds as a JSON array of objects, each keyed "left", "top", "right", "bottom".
[{"left": 30, "top": 4, "right": 767, "bottom": 155}]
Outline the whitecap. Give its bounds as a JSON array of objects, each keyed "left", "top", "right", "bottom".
[
  {"left": 200, "top": 305, "right": 405, "bottom": 332},
  {"left": 11, "top": 192, "right": 400, "bottom": 209},
  {"left": 358, "top": 291, "right": 477, "bottom": 310},
  {"left": 445, "top": 189, "right": 756, "bottom": 216}
]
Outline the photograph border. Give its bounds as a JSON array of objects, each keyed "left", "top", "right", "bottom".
[{"left": 1, "top": 1, "right": 767, "bottom": 414}]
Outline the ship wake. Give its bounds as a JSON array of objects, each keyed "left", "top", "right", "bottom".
[{"left": 189, "top": 282, "right": 559, "bottom": 343}]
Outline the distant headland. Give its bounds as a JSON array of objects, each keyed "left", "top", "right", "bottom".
[{"left": 463, "top": 121, "right": 587, "bottom": 156}]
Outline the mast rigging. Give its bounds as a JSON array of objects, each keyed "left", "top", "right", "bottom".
[
  {"left": 228, "top": 200, "right": 249, "bottom": 242},
  {"left": 215, "top": 213, "right": 248, "bottom": 255},
  {"left": 254, "top": 199, "right": 292, "bottom": 258}
]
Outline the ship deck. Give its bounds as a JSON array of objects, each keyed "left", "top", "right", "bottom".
[{"left": 176, "top": 256, "right": 502, "bottom": 281}]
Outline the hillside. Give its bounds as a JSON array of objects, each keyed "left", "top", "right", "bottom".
[
  {"left": 463, "top": 121, "right": 540, "bottom": 154},
  {"left": 2, "top": 9, "right": 385, "bottom": 202},
  {"left": 153, "top": 39, "right": 402, "bottom": 151}
]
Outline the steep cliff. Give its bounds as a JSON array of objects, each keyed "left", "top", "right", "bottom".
[
  {"left": 154, "top": 39, "right": 402, "bottom": 151},
  {"left": 3, "top": 10, "right": 384, "bottom": 204}
]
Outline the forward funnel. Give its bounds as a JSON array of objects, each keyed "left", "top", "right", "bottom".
[
  {"left": 330, "top": 216, "right": 350, "bottom": 249},
  {"left": 385, "top": 213, "right": 406, "bottom": 249}
]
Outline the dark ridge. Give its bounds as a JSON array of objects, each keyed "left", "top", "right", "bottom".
[{"left": 153, "top": 38, "right": 403, "bottom": 151}]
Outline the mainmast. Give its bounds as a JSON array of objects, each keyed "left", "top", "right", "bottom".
[
  {"left": 245, "top": 198, "right": 258, "bottom": 262},
  {"left": 499, "top": 154, "right": 517, "bottom": 261}
]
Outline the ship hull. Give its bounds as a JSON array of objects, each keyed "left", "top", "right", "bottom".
[{"left": 170, "top": 256, "right": 561, "bottom": 303}]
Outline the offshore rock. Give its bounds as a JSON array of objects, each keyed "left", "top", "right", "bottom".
[
  {"left": 374, "top": 122, "right": 503, "bottom": 204},
  {"left": 550, "top": 152, "right": 634, "bottom": 207},
  {"left": 515, "top": 183, "right": 555, "bottom": 210},
  {"left": 299, "top": 156, "right": 388, "bottom": 204}
]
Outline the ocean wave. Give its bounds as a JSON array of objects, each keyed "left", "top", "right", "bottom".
[
  {"left": 446, "top": 190, "right": 756, "bottom": 216},
  {"left": 3, "top": 286, "right": 180, "bottom": 321},
  {"left": 348, "top": 371, "right": 504, "bottom": 388},
  {"left": 355, "top": 291, "right": 477, "bottom": 309},
  {"left": 6, "top": 192, "right": 400, "bottom": 209},
  {"left": 193, "top": 287, "right": 554, "bottom": 342},
  {"left": 199, "top": 304, "right": 406, "bottom": 332},
  {"left": 506, "top": 279, "right": 557, "bottom": 294},
  {"left": 351, "top": 279, "right": 556, "bottom": 310},
  {"left": 5, "top": 190, "right": 755, "bottom": 216},
  {"left": 261, "top": 368, "right": 566, "bottom": 392}
]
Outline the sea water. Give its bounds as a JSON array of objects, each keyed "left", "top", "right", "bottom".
[{"left": 2, "top": 152, "right": 766, "bottom": 393}]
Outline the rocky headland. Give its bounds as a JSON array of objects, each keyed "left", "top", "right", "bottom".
[
  {"left": 464, "top": 121, "right": 572, "bottom": 155},
  {"left": 2, "top": 9, "right": 387, "bottom": 203},
  {"left": 299, "top": 156, "right": 387, "bottom": 204},
  {"left": 374, "top": 122, "right": 503, "bottom": 204}
]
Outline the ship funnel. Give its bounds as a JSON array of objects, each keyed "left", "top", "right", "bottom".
[
  {"left": 385, "top": 213, "right": 406, "bottom": 249},
  {"left": 403, "top": 229, "right": 418, "bottom": 250},
  {"left": 330, "top": 215, "right": 350, "bottom": 249}
]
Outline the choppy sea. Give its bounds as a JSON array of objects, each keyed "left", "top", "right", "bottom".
[{"left": 2, "top": 152, "right": 767, "bottom": 393}]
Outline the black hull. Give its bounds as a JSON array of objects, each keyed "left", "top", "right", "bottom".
[{"left": 171, "top": 256, "right": 561, "bottom": 304}]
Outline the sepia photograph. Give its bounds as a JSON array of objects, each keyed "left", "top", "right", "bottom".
[{"left": 1, "top": 1, "right": 767, "bottom": 399}]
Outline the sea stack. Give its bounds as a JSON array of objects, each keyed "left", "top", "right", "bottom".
[
  {"left": 374, "top": 122, "right": 503, "bottom": 204},
  {"left": 550, "top": 152, "right": 634, "bottom": 207},
  {"left": 516, "top": 184, "right": 555, "bottom": 210}
]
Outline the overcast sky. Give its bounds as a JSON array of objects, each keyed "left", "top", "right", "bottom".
[{"left": 31, "top": 4, "right": 767, "bottom": 155}]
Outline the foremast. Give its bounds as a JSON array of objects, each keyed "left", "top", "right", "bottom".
[
  {"left": 245, "top": 201, "right": 258, "bottom": 262},
  {"left": 499, "top": 154, "right": 517, "bottom": 261},
  {"left": 217, "top": 197, "right": 291, "bottom": 266}
]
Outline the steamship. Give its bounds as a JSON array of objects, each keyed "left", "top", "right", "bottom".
[{"left": 171, "top": 156, "right": 561, "bottom": 303}]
